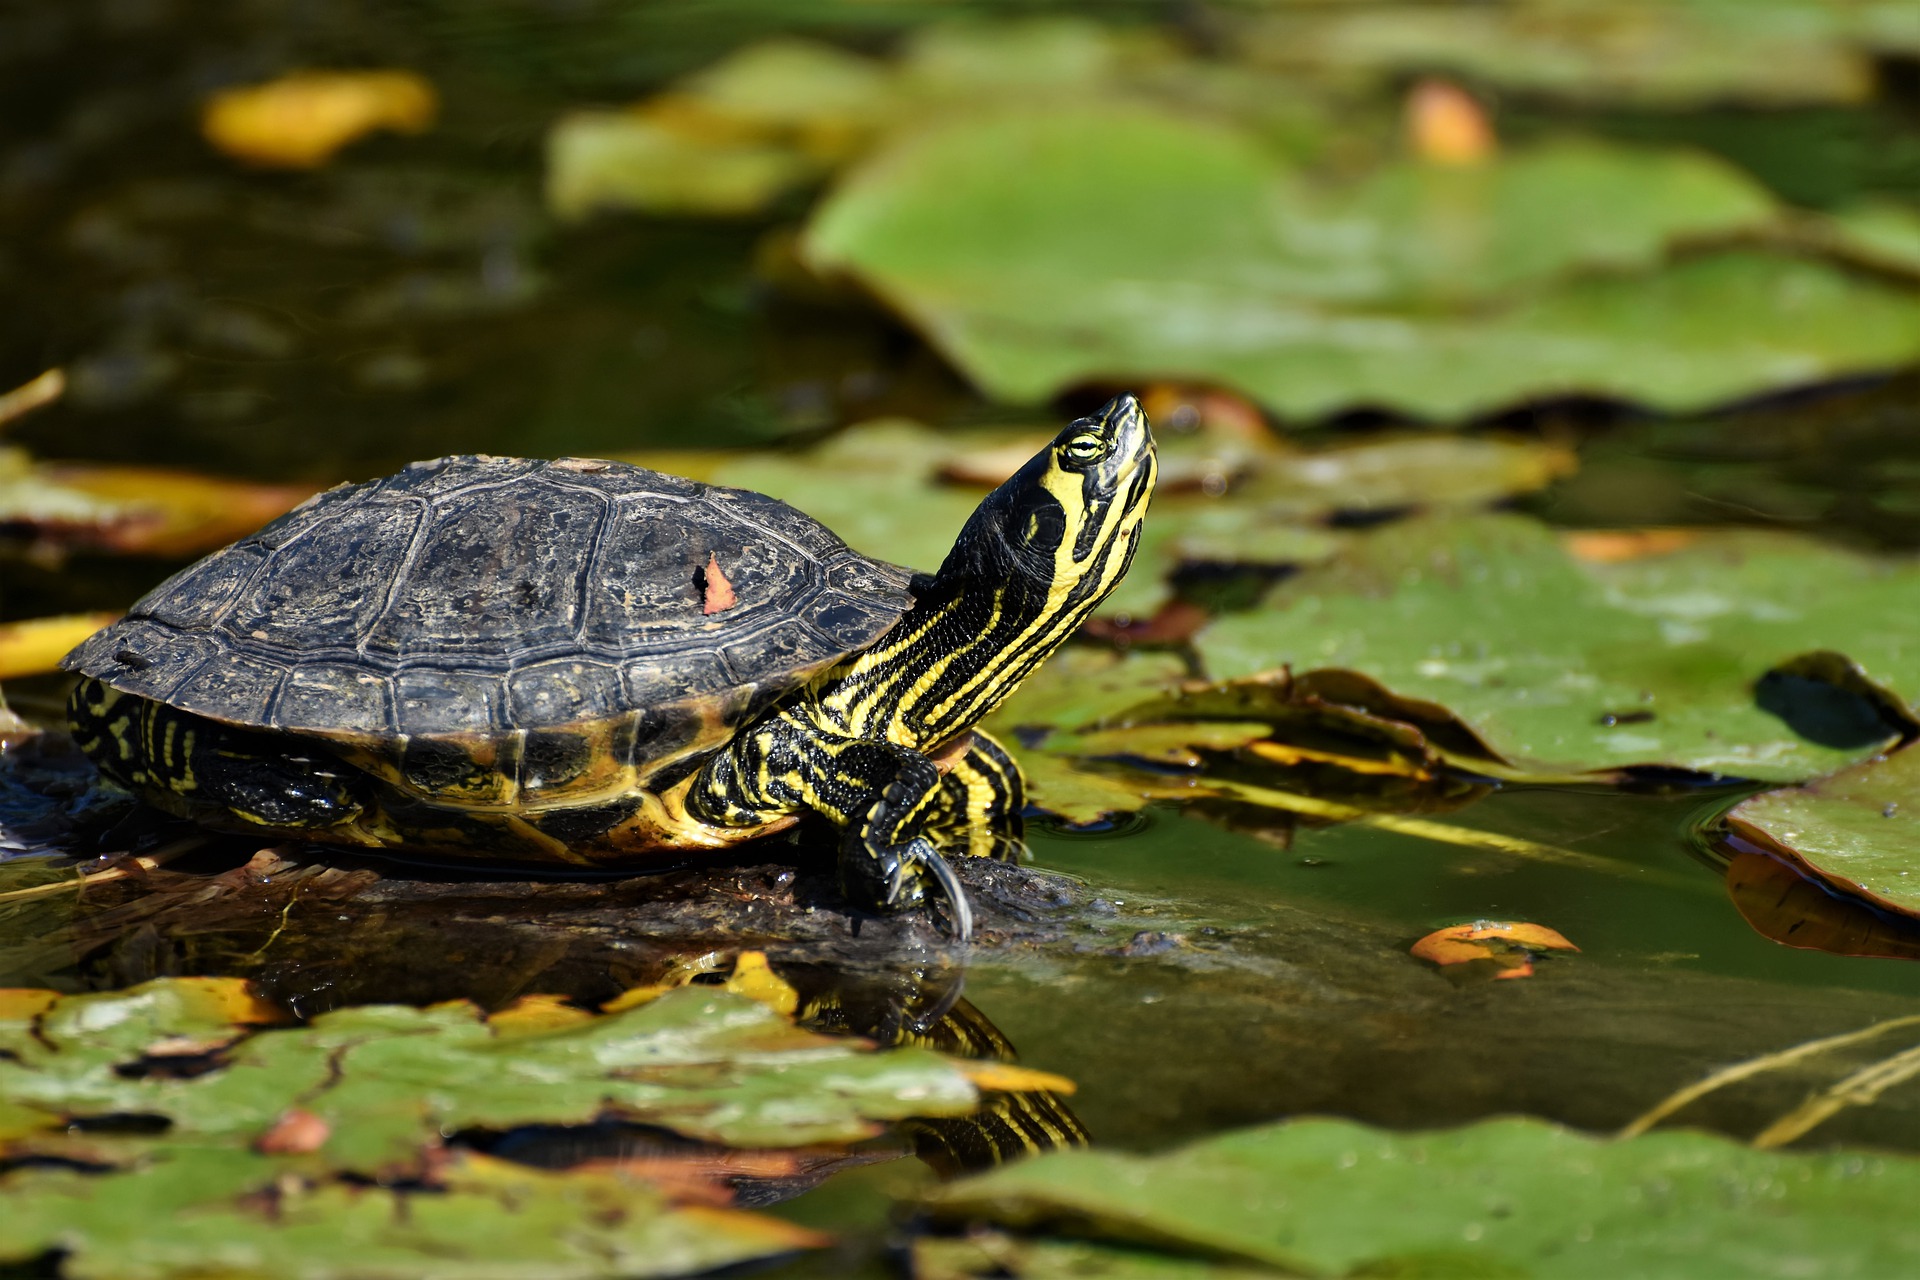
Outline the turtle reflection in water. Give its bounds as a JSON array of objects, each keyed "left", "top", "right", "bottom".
[{"left": 63, "top": 396, "right": 1156, "bottom": 934}]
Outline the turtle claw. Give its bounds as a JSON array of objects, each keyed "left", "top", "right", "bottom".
[{"left": 906, "top": 837, "right": 974, "bottom": 944}]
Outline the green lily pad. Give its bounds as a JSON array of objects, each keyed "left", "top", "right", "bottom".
[
  {"left": 1241, "top": 0, "right": 1875, "bottom": 108},
  {"left": 914, "top": 1232, "right": 1274, "bottom": 1280},
  {"left": 0, "top": 1145, "right": 822, "bottom": 1280},
  {"left": 925, "top": 1115, "right": 1920, "bottom": 1277},
  {"left": 0, "top": 975, "right": 1049, "bottom": 1275},
  {"left": 0, "top": 979, "right": 994, "bottom": 1171},
  {"left": 1726, "top": 744, "right": 1920, "bottom": 920},
  {"left": 805, "top": 107, "right": 1920, "bottom": 421},
  {"left": 1811, "top": 199, "right": 1920, "bottom": 278},
  {"left": 712, "top": 419, "right": 982, "bottom": 573},
  {"left": 545, "top": 110, "right": 822, "bottom": 220},
  {"left": 1196, "top": 515, "right": 1920, "bottom": 780}
]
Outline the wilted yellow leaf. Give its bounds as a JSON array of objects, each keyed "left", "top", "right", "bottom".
[
  {"left": 40, "top": 463, "right": 314, "bottom": 556},
  {"left": 0, "top": 613, "right": 118, "bottom": 681},
  {"left": 0, "top": 370, "right": 64, "bottom": 430},
  {"left": 953, "top": 1060, "right": 1078, "bottom": 1095},
  {"left": 487, "top": 993, "right": 596, "bottom": 1037},
  {"left": 723, "top": 951, "right": 800, "bottom": 1015},
  {"left": 202, "top": 70, "right": 436, "bottom": 169}
]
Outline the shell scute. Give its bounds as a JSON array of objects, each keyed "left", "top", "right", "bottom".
[
  {"left": 139, "top": 543, "right": 269, "bottom": 632},
  {"left": 369, "top": 481, "right": 600, "bottom": 659},
  {"left": 394, "top": 668, "right": 499, "bottom": 733},
  {"left": 228, "top": 500, "right": 419, "bottom": 651},
  {"left": 506, "top": 658, "right": 625, "bottom": 726},
  {"left": 173, "top": 651, "right": 286, "bottom": 726},
  {"left": 277, "top": 663, "right": 393, "bottom": 734}
]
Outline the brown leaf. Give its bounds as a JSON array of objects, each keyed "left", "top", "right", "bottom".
[
  {"left": 1411, "top": 920, "right": 1579, "bottom": 980},
  {"left": 1726, "top": 846, "right": 1920, "bottom": 961},
  {"left": 702, "top": 552, "right": 738, "bottom": 615},
  {"left": 256, "top": 1108, "right": 331, "bottom": 1154}
]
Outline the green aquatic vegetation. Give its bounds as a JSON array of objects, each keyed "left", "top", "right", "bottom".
[
  {"left": 804, "top": 106, "right": 1920, "bottom": 420},
  {"left": 1727, "top": 744, "right": 1920, "bottom": 921},
  {"left": 1197, "top": 514, "right": 1920, "bottom": 781},
  {"left": 923, "top": 1115, "right": 1920, "bottom": 1278},
  {"left": 0, "top": 975, "right": 1049, "bottom": 1276},
  {"left": 1237, "top": 0, "right": 1890, "bottom": 108}
]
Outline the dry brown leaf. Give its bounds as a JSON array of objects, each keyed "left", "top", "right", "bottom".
[
  {"left": 202, "top": 70, "right": 437, "bottom": 169},
  {"left": 1411, "top": 920, "right": 1579, "bottom": 979}
]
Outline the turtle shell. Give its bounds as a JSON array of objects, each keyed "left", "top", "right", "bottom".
[{"left": 64, "top": 456, "right": 916, "bottom": 783}]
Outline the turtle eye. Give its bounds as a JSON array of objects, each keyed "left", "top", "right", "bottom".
[{"left": 1063, "top": 434, "right": 1105, "bottom": 462}]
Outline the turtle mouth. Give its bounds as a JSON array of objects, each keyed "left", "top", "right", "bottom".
[{"left": 1090, "top": 393, "right": 1155, "bottom": 496}]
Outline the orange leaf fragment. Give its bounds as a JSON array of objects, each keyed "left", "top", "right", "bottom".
[
  {"left": 1411, "top": 920, "right": 1578, "bottom": 980},
  {"left": 202, "top": 70, "right": 437, "bottom": 169},
  {"left": 256, "top": 1108, "right": 331, "bottom": 1154},
  {"left": 1563, "top": 528, "right": 1700, "bottom": 564},
  {"left": 702, "top": 552, "right": 738, "bottom": 615},
  {"left": 1406, "top": 78, "right": 1496, "bottom": 166}
]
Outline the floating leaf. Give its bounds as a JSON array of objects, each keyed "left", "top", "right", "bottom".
[
  {"left": 0, "top": 614, "right": 118, "bottom": 681},
  {"left": 926, "top": 1115, "right": 1920, "bottom": 1277},
  {"left": 1807, "top": 199, "right": 1920, "bottom": 279},
  {"left": 1198, "top": 515, "right": 1920, "bottom": 780},
  {"left": 1242, "top": 1, "right": 1875, "bottom": 108},
  {"left": 712, "top": 419, "right": 986, "bottom": 573},
  {"left": 0, "top": 978, "right": 1005, "bottom": 1171},
  {"left": 546, "top": 110, "right": 823, "bottom": 220},
  {"left": 0, "top": 454, "right": 313, "bottom": 557},
  {"left": 0, "top": 369, "right": 63, "bottom": 429},
  {"left": 804, "top": 108, "right": 1867, "bottom": 421},
  {"left": 1724, "top": 847, "right": 1920, "bottom": 960},
  {"left": 1726, "top": 744, "right": 1920, "bottom": 923},
  {"left": 201, "top": 71, "right": 437, "bottom": 169},
  {"left": 0, "top": 1147, "right": 823, "bottom": 1280},
  {"left": 1411, "top": 920, "right": 1579, "bottom": 979}
]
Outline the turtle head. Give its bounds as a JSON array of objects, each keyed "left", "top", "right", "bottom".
[{"left": 947, "top": 392, "right": 1157, "bottom": 609}]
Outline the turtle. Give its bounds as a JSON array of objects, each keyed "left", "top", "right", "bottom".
[{"left": 62, "top": 394, "right": 1156, "bottom": 935}]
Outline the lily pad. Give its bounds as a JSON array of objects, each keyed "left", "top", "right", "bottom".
[
  {"left": 710, "top": 419, "right": 982, "bottom": 573},
  {"left": 1241, "top": 1, "right": 1875, "bottom": 108},
  {"left": 1810, "top": 199, "right": 1920, "bottom": 278},
  {"left": 801, "top": 107, "right": 1910, "bottom": 422},
  {"left": 1726, "top": 744, "right": 1920, "bottom": 922},
  {"left": 925, "top": 1115, "right": 1920, "bottom": 1277},
  {"left": 1197, "top": 515, "right": 1920, "bottom": 780},
  {"left": 0, "top": 1146, "right": 823, "bottom": 1280},
  {"left": 0, "top": 973, "right": 1064, "bottom": 1276}
]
